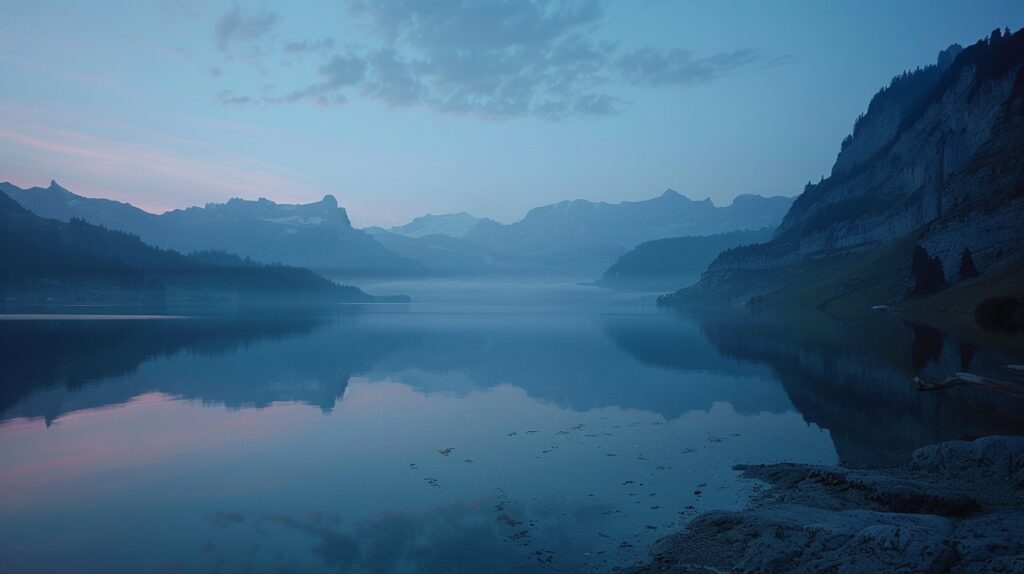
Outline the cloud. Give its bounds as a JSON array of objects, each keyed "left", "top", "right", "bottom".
[
  {"left": 215, "top": 4, "right": 279, "bottom": 53},
  {"left": 572, "top": 93, "right": 624, "bottom": 116},
  {"left": 0, "top": 52, "right": 119, "bottom": 90},
  {"left": 214, "top": 1, "right": 785, "bottom": 119},
  {"left": 264, "top": 54, "right": 365, "bottom": 105},
  {"left": 341, "top": 0, "right": 613, "bottom": 117},
  {"left": 361, "top": 48, "right": 423, "bottom": 106},
  {"left": 319, "top": 54, "right": 368, "bottom": 87},
  {"left": 616, "top": 47, "right": 763, "bottom": 87},
  {"left": 216, "top": 89, "right": 253, "bottom": 105},
  {"left": 282, "top": 38, "right": 336, "bottom": 55}
]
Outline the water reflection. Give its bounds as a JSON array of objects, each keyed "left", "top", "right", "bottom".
[
  {"left": 3, "top": 309, "right": 792, "bottom": 424},
  {"left": 0, "top": 309, "right": 411, "bottom": 422},
  {"left": 665, "top": 308, "right": 1024, "bottom": 465},
  {"left": 0, "top": 304, "right": 1022, "bottom": 573}
]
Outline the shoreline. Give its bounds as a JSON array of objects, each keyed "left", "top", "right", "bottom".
[{"left": 629, "top": 435, "right": 1024, "bottom": 573}]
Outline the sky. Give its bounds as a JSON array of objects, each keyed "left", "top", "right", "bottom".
[{"left": 1, "top": 1, "right": 1021, "bottom": 227}]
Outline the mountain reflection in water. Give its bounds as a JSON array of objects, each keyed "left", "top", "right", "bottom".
[{"left": 1, "top": 302, "right": 1022, "bottom": 573}]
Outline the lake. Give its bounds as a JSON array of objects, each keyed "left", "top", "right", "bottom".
[{"left": 2, "top": 281, "right": 1023, "bottom": 573}]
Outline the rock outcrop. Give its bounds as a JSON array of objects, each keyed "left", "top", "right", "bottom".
[{"left": 632, "top": 436, "right": 1024, "bottom": 573}]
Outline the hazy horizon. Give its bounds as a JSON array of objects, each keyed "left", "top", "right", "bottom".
[{"left": 2, "top": 1, "right": 1020, "bottom": 227}]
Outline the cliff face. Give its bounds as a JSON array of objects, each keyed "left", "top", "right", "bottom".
[
  {"left": 694, "top": 29, "right": 1024, "bottom": 295},
  {"left": 831, "top": 44, "right": 962, "bottom": 176}
]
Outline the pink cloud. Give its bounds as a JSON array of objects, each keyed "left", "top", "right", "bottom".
[{"left": 0, "top": 52, "right": 120, "bottom": 90}]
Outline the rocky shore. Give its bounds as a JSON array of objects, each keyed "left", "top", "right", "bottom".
[{"left": 631, "top": 436, "right": 1024, "bottom": 573}]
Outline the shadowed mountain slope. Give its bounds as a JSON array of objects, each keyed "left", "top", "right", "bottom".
[
  {"left": 663, "top": 29, "right": 1024, "bottom": 310},
  {"left": 0, "top": 190, "right": 393, "bottom": 304},
  {"left": 1, "top": 181, "right": 425, "bottom": 279}
]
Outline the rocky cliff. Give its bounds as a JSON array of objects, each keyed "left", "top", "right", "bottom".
[{"left": 673, "top": 29, "right": 1024, "bottom": 306}]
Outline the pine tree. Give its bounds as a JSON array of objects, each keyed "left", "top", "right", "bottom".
[
  {"left": 911, "top": 245, "right": 946, "bottom": 296},
  {"left": 959, "top": 247, "right": 979, "bottom": 279}
]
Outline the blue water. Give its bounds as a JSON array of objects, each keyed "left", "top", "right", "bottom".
[{"left": 1, "top": 282, "right": 1021, "bottom": 573}]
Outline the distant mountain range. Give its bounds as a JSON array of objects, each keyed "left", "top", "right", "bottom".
[
  {"left": 0, "top": 190, "right": 398, "bottom": 305},
  {"left": 372, "top": 190, "right": 793, "bottom": 276},
  {"left": 661, "top": 28, "right": 1024, "bottom": 314},
  {"left": 5, "top": 181, "right": 793, "bottom": 279},
  {"left": 463, "top": 190, "right": 793, "bottom": 274},
  {"left": 389, "top": 212, "right": 490, "bottom": 239},
  {"left": 1, "top": 181, "right": 426, "bottom": 279},
  {"left": 365, "top": 227, "right": 513, "bottom": 276}
]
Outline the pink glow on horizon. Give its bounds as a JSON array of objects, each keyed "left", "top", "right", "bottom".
[
  {"left": 0, "top": 52, "right": 120, "bottom": 90},
  {"left": 0, "top": 101, "right": 403, "bottom": 226},
  {"left": 0, "top": 125, "right": 327, "bottom": 212}
]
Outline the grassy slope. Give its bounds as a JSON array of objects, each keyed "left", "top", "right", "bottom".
[
  {"left": 664, "top": 229, "right": 1024, "bottom": 343},
  {"left": 898, "top": 257, "right": 1024, "bottom": 346},
  {"left": 762, "top": 233, "right": 921, "bottom": 311}
]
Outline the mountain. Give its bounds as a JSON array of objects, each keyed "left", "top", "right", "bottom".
[
  {"left": 373, "top": 191, "right": 792, "bottom": 277},
  {"left": 462, "top": 190, "right": 793, "bottom": 275},
  {"left": 365, "top": 227, "right": 515, "bottom": 276},
  {"left": 4, "top": 181, "right": 792, "bottom": 279},
  {"left": 1, "top": 182, "right": 426, "bottom": 279},
  {"left": 389, "top": 212, "right": 489, "bottom": 238},
  {"left": 0, "top": 180, "right": 153, "bottom": 228},
  {"left": 662, "top": 28, "right": 1024, "bottom": 312},
  {"left": 598, "top": 227, "right": 774, "bottom": 291},
  {"left": 0, "top": 190, "right": 400, "bottom": 304}
]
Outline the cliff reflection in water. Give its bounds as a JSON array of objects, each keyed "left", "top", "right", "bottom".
[{"left": 615, "top": 308, "right": 1024, "bottom": 465}]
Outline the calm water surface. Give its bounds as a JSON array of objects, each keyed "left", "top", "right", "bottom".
[{"left": 2, "top": 282, "right": 1022, "bottom": 573}]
